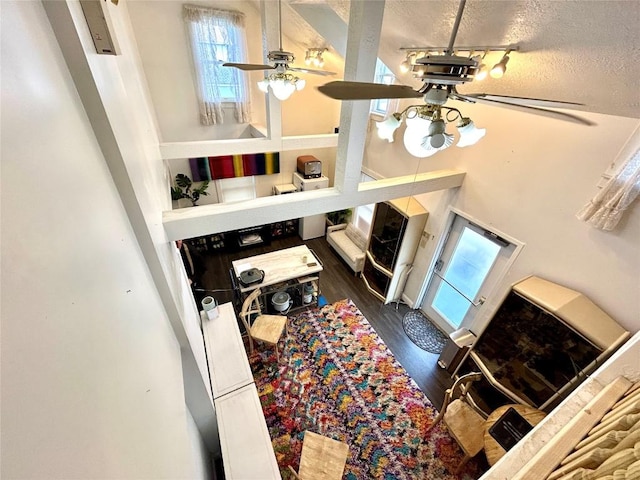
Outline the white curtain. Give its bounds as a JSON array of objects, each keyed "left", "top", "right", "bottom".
[
  {"left": 183, "top": 5, "right": 251, "bottom": 125},
  {"left": 576, "top": 147, "right": 640, "bottom": 231}
]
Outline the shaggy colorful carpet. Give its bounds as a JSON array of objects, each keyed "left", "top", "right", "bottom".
[{"left": 248, "top": 299, "right": 482, "bottom": 480}]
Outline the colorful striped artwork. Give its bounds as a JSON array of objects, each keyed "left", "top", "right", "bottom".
[{"left": 189, "top": 152, "right": 280, "bottom": 180}]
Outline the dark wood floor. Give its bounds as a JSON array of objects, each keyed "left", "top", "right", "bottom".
[{"left": 199, "top": 233, "right": 453, "bottom": 411}]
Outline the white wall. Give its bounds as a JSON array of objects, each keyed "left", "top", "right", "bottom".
[
  {"left": 1, "top": 1, "right": 201, "bottom": 477},
  {"left": 363, "top": 100, "right": 640, "bottom": 332}
]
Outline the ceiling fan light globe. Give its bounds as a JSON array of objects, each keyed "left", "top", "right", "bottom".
[
  {"left": 399, "top": 59, "right": 411, "bottom": 74},
  {"left": 456, "top": 118, "right": 486, "bottom": 147},
  {"left": 271, "top": 79, "right": 295, "bottom": 100},
  {"left": 295, "top": 78, "right": 306, "bottom": 91},
  {"left": 376, "top": 114, "right": 402, "bottom": 142},
  {"left": 257, "top": 79, "right": 269, "bottom": 93},
  {"left": 403, "top": 127, "right": 437, "bottom": 158}
]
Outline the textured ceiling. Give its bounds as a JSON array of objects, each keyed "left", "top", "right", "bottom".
[{"left": 279, "top": 0, "right": 640, "bottom": 119}]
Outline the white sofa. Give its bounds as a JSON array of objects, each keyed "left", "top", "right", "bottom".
[{"left": 326, "top": 223, "right": 367, "bottom": 274}]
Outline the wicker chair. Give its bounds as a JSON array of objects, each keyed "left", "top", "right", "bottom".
[
  {"left": 427, "top": 372, "right": 486, "bottom": 473},
  {"left": 239, "top": 288, "right": 288, "bottom": 362}
]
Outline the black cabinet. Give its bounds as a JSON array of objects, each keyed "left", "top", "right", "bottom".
[
  {"left": 186, "top": 234, "right": 225, "bottom": 253},
  {"left": 369, "top": 201, "right": 407, "bottom": 271},
  {"left": 208, "top": 233, "right": 226, "bottom": 251},
  {"left": 362, "top": 257, "right": 391, "bottom": 298},
  {"left": 271, "top": 219, "right": 299, "bottom": 239},
  {"left": 362, "top": 197, "right": 428, "bottom": 304},
  {"left": 189, "top": 221, "right": 300, "bottom": 255},
  {"left": 187, "top": 236, "right": 209, "bottom": 254}
]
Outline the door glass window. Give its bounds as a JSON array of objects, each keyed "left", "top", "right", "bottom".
[
  {"left": 432, "top": 227, "right": 501, "bottom": 327},
  {"left": 421, "top": 212, "right": 519, "bottom": 333}
]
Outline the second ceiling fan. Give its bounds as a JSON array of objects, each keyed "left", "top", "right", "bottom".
[{"left": 224, "top": 0, "right": 334, "bottom": 100}]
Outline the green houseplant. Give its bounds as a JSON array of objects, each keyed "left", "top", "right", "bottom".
[
  {"left": 171, "top": 173, "right": 210, "bottom": 206},
  {"left": 326, "top": 208, "right": 353, "bottom": 226}
]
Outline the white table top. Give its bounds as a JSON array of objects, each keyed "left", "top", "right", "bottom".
[
  {"left": 215, "top": 383, "right": 281, "bottom": 479},
  {"left": 200, "top": 302, "right": 254, "bottom": 399},
  {"left": 232, "top": 244, "right": 322, "bottom": 293}
]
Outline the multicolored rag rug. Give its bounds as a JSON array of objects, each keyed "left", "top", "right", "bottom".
[{"left": 248, "top": 299, "right": 482, "bottom": 480}]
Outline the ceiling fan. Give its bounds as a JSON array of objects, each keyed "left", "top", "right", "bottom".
[
  {"left": 223, "top": 0, "right": 335, "bottom": 100},
  {"left": 317, "top": 0, "right": 592, "bottom": 128}
]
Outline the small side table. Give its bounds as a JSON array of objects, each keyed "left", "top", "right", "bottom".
[
  {"left": 484, "top": 404, "right": 546, "bottom": 466},
  {"left": 289, "top": 431, "right": 349, "bottom": 480}
]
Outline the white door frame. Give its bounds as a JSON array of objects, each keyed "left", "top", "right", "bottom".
[{"left": 416, "top": 207, "right": 525, "bottom": 334}]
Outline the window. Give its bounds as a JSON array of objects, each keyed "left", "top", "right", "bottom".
[
  {"left": 370, "top": 60, "right": 397, "bottom": 117},
  {"left": 183, "top": 5, "right": 250, "bottom": 125}
]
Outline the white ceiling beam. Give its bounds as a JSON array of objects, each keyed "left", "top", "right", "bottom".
[
  {"left": 333, "top": 0, "right": 385, "bottom": 196},
  {"left": 159, "top": 133, "right": 338, "bottom": 160},
  {"left": 162, "top": 169, "right": 465, "bottom": 241},
  {"left": 260, "top": 0, "right": 283, "bottom": 140},
  {"left": 289, "top": 3, "right": 347, "bottom": 57}
]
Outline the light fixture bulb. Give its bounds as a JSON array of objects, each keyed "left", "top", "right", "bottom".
[
  {"left": 424, "top": 119, "right": 448, "bottom": 148},
  {"left": 270, "top": 77, "right": 295, "bottom": 100},
  {"left": 258, "top": 73, "right": 303, "bottom": 100},
  {"left": 257, "top": 78, "right": 269, "bottom": 93},
  {"left": 475, "top": 63, "right": 488, "bottom": 81},
  {"left": 403, "top": 115, "right": 438, "bottom": 158},
  {"left": 375, "top": 113, "right": 402, "bottom": 143},
  {"left": 399, "top": 53, "right": 412, "bottom": 74},
  {"left": 490, "top": 54, "right": 510, "bottom": 78},
  {"left": 305, "top": 56, "right": 311, "bottom": 66},
  {"left": 456, "top": 117, "right": 486, "bottom": 147}
]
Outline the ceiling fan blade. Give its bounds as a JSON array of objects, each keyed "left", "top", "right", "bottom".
[
  {"left": 455, "top": 93, "right": 595, "bottom": 126},
  {"left": 462, "top": 92, "right": 584, "bottom": 110},
  {"left": 317, "top": 81, "right": 423, "bottom": 100},
  {"left": 223, "top": 62, "right": 275, "bottom": 71},
  {"left": 288, "top": 66, "right": 336, "bottom": 76}
]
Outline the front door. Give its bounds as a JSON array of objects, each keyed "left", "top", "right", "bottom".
[{"left": 421, "top": 212, "right": 518, "bottom": 334}]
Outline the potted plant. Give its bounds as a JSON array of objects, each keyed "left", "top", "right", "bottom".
[
  {"left": 326, "top": 208, "right": 353, "bottom": 226},
  {"left": 171, "top": 173, "right": 210, "bottom": 207}
]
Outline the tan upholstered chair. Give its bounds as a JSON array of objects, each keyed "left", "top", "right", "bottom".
[
  {"left": 239, "top": 288, "right": 288, "bottom": 362},
  {"left": 427, "top": 372, "right": 486, "bottom": 473},
  {"left": 287, "top": 431, "right": 349, "bottom": 480}
]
